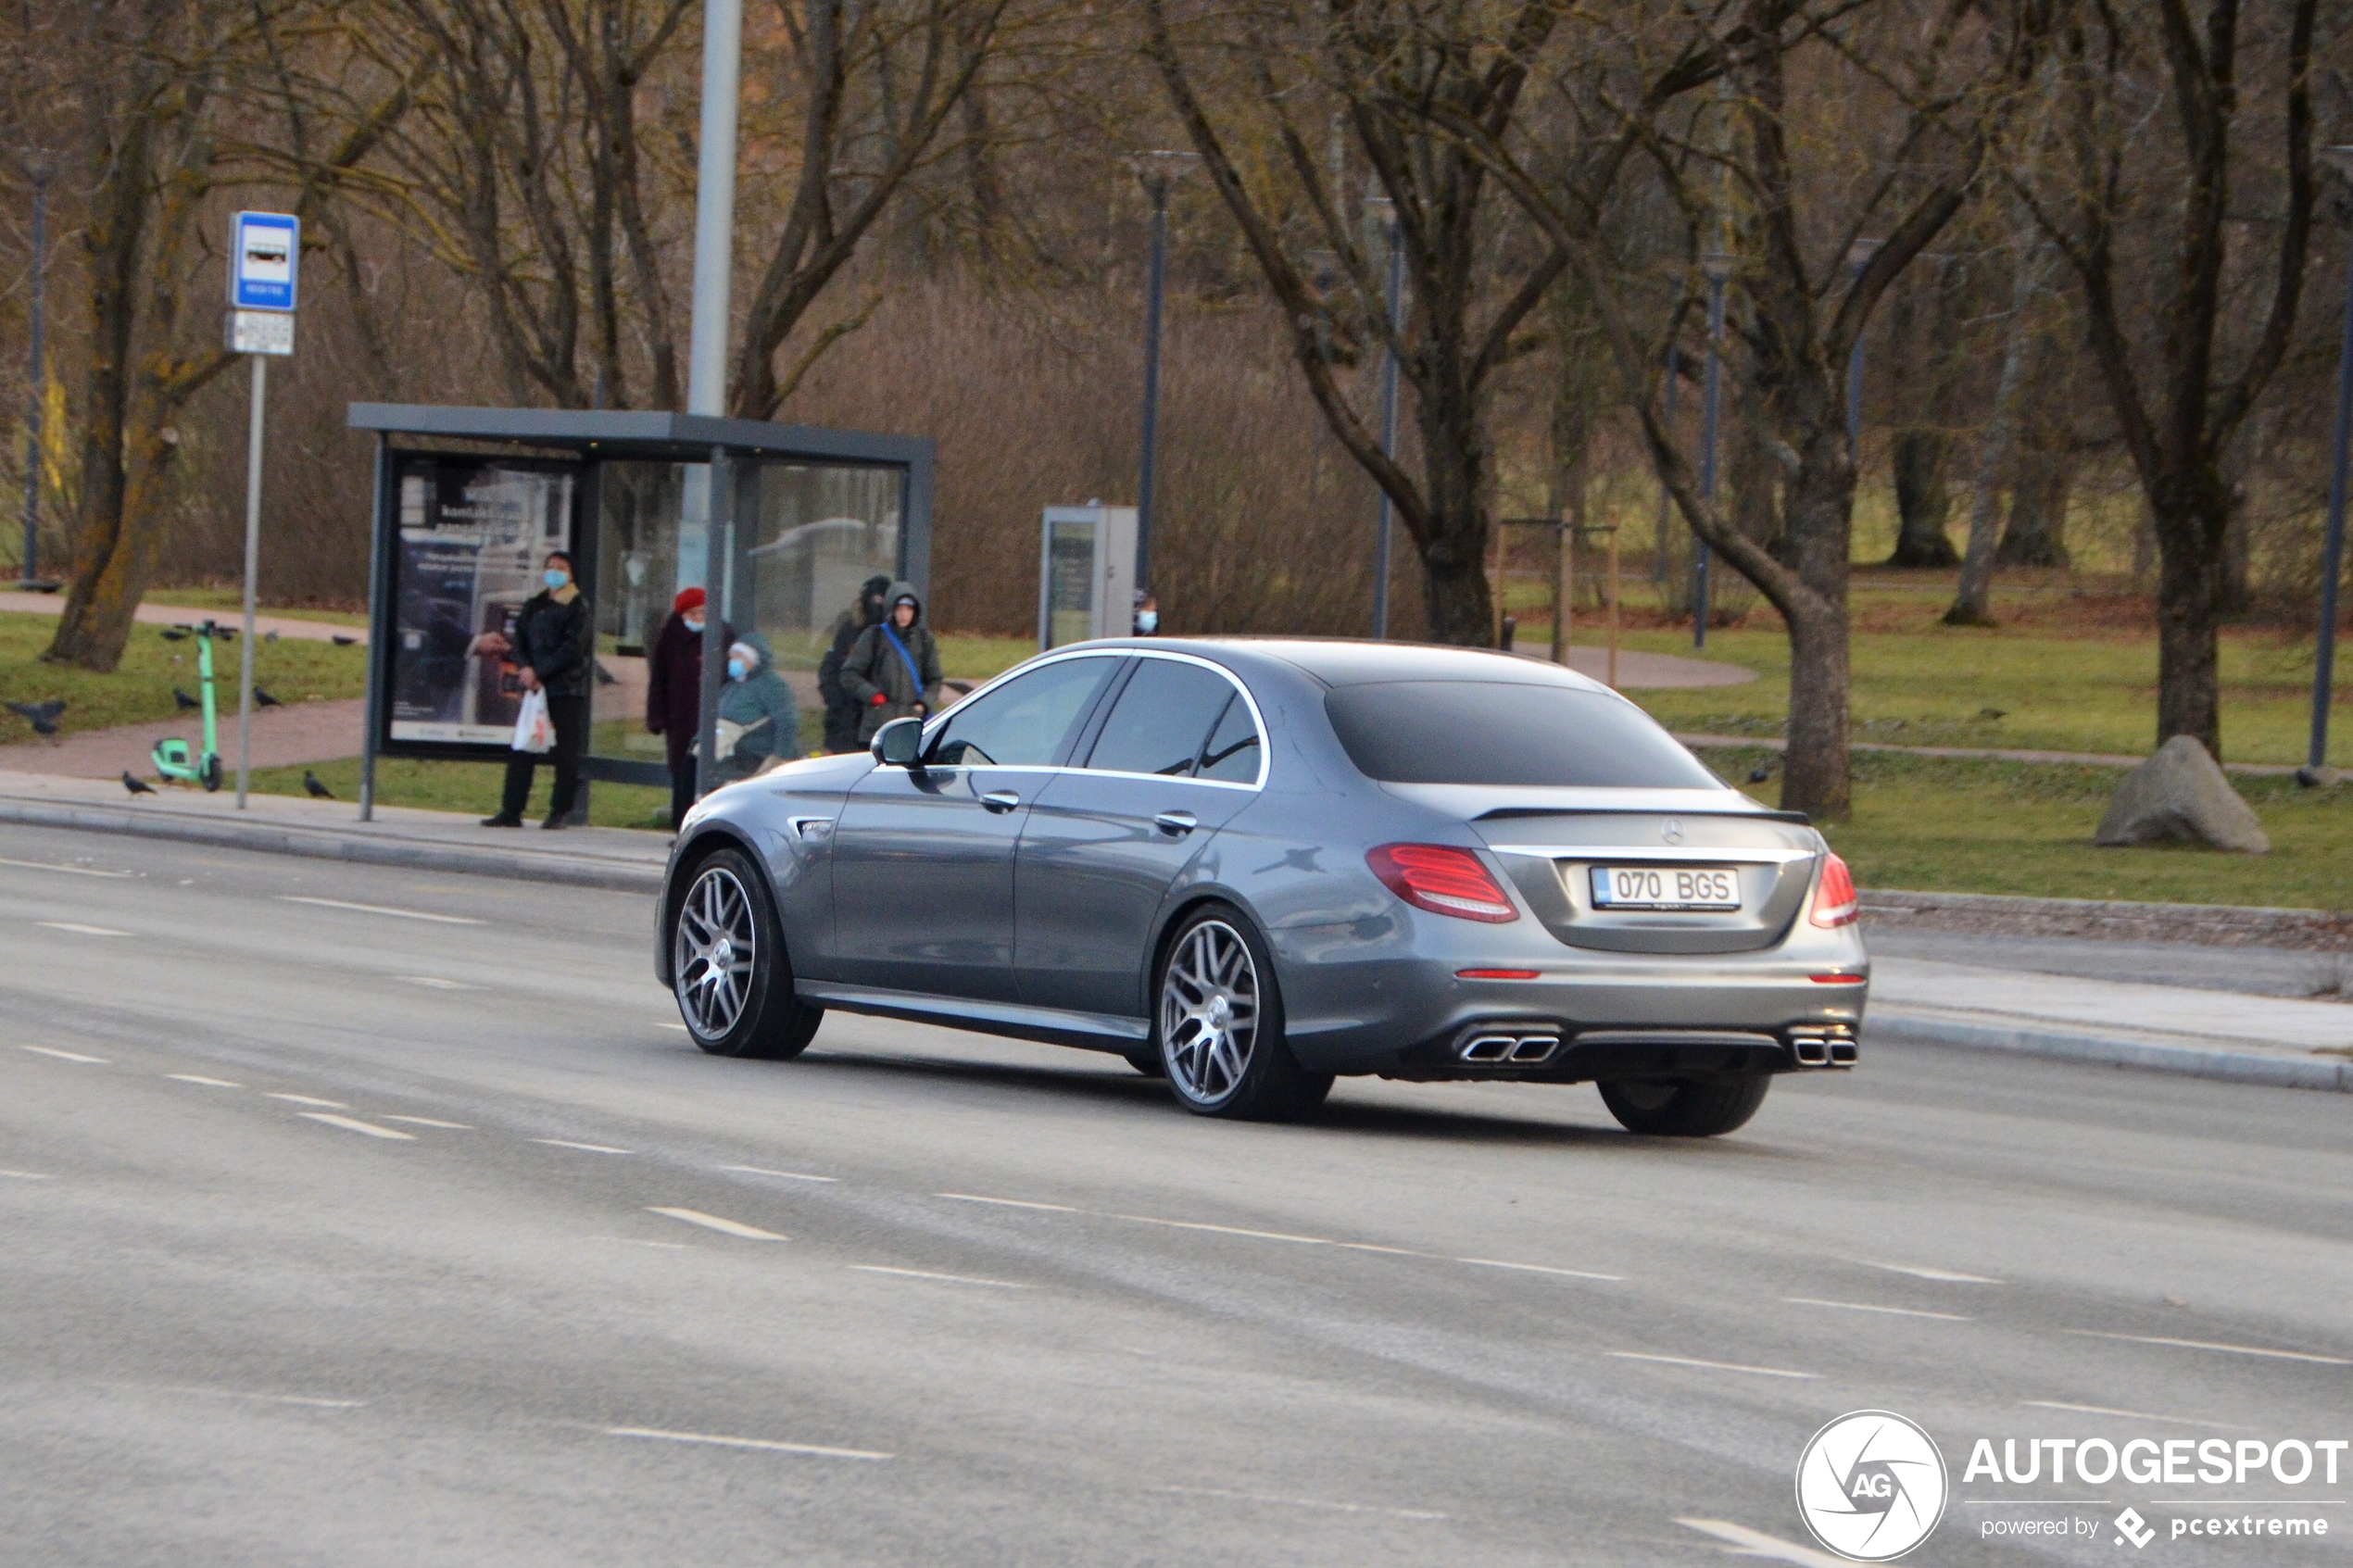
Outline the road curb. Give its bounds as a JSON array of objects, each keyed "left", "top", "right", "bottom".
[
  {"left": 1867, "top": 1009, "right": 2353, "bottom": 1094},
  {"left": 0, "top": 797, "right": 665, "bottom": 895}
]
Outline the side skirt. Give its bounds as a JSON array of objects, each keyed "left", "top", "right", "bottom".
[{"left": 794, "top": 981, "right": 1150, "bottom": 1055}]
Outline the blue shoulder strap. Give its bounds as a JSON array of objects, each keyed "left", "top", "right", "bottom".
[{"left": 880, "top": 625, "right": 925, "bottom": 695}]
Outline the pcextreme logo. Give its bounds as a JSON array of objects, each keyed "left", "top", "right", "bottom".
[{"left": 1795, "top": 1411, "right": 1950, "bottom": 1562}]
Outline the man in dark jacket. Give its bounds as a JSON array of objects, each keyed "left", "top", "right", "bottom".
[
  {"left": 479, "top": 550, "right": 594, "bottom": 829},
  {"left": 839, "top": 581, "right": 943, "bottom": 744},
  {"left": 644, "top": 586, "right": 731, "bottom": 830},
  {"left": 816, "top": 574, "right": 891, "bottom": 752}
]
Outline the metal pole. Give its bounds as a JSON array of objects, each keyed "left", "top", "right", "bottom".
[
  {"left": 1695, "top": 269, "right": 1726, "bottom": 649},
  {"left": 1136, "top": 176, "right": 1169, "bottom": 596},
  {"left": 234, "top": 355, "right": 265, "bottom": 807},
  {"left": 359, "top": 434, "right": 386, "bottom": 822},
  {"left": 18, "top": 167, "right": 45, "bottom": 587},
  {"left": 1372, "top": 214, "right": 1403, "bottom": 638},
  {"left": 696, "top": 445, "right": 731, "bottom": 798},
  {"left": 685, "top": 0, "right": 742, "bottom": 418},
  {"left": 2306, "top": 242, "right": 2353, "bottom": 781}
]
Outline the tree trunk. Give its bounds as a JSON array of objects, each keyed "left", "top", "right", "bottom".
[
  {"left": 1996, "top": 335, "right": 2074, "bottom": 566},
  {"left": 1946, "top": 240, "right": 2043, "bottom": 625},
  {"left": 1887, "top": 430, "right": 1958, "bottom": 566},
  {"left": 1779, "top": 430, "right": 1856, "bottom": 819},
  {"left": 2153, "top": 506, "right": 2226, "bottom": 757}
]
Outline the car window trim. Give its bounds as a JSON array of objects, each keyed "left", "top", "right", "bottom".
[
  {"left": 1077, "top": 648, "right": 1268, "bottom": 790},
  {"left": 917, "top": 650, "right": 1126, "bottom": 771}
]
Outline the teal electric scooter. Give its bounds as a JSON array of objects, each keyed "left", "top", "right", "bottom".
[{"left": 152, "top": 621, "right": 228, "bottom": 791}]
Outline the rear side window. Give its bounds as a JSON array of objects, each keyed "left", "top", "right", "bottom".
[
  {"left": 1323, "top": 682, "right": 1722, "bottom": 788},
  {"left": 1196, "top": 696, "right": 1263, "bottom": 783},
  {"left": 1085, "top": 659, "right": 1237, "bottom": 777},
  {"left": 927, "top": 657, "right": 1114, "bottom": 767}
]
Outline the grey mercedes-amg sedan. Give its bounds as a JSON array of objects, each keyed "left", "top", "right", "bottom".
[{"left": 655, "top": 638, "right": 1866, "bottom": 1135}]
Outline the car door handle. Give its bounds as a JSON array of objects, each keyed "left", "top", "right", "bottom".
[
  {"left": 980, "top": 790, "right": 1021, "bottom": 814},
  {"left": 1153, "top": 810, "right": 1199, "bottom": 836}
]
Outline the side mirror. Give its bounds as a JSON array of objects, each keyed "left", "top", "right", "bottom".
[{"left": 871, "top": 715, "right": 924, "bottom": 767}]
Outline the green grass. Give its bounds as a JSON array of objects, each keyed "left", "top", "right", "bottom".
[
  {"left": 1618, "top": 623, "right": 2351, "bottom": 768},
  {"left": 1696, "top": 746, "right": 2353, "bottom": 909},
  {"left": 0, "top": 610, "right": 371, "bottom": 743},
  {"left": 247, "top": 756, "right": 675, "bottom": 833}
]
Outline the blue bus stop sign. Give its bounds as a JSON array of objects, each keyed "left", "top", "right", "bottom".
[{"left": 230, "top": 212, "right": 298, "bottom": 312}]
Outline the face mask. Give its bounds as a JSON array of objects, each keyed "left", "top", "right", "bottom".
[
  {"left": 684, "top": 616, "right": 703, "bottom": 634},
  {"left": 726, "top": 658, "right": 746, "bottom": 680},
  {"left": 1136, "top": 611, "right": 1159, "bottom": 633},
  {"left": 543, "top": 569, "right": 569, "bottom": 590}
]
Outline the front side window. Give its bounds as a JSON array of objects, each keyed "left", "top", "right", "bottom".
[
  {"left": 927, "top": 657, "right": 1115, "bottom": 768},
  {"left": 1085, "top": 659, "right": 1239, "bottom": 777}
]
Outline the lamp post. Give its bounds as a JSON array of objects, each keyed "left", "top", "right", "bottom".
[
  {"left": 1131, "top": 151, "right": 1196, "bottom": 604},
  {"left": 1655, "top": 345, "right": 1679, "bottom": 585},
  {"left": 684, "top": 0, "right": 743, "bottom": 797},
  {"left": 1694, "top": 250, "right": 1731, "bottom": 649},
  {"left": 1366, "top": 193, "right": 1403, "bottom": 638},
  {"left": 1844, "top": 239, "right": 1881, "bottom": 461},
  {"left": 2302, "top": 147, "right": 2353, "bottom": 786},
  {"left": 16, "top": 152, "right": 54, "bottom": 591}
]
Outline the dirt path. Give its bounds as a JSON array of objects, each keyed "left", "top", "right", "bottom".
[{"left": 0, "top": 591, "right": 365, "bottom": 645}]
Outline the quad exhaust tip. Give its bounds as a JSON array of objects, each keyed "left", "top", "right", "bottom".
[{"left": 1787, "top": 1024, "right": 1858, "bottom": 1070}]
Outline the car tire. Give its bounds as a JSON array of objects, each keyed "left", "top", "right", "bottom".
[
  {"left": 1154, "top": 902, "right": 1332, "bottom": 1122},
  {"left": 1123, "top": 1048, "right": 1166, "bottom": 1078},
  {"left": 1597, "top": 1075, "right": 1770, "bottom": 1137},
  {"left": 671, "top": 847, "right": 824, "bottom": 1060}
]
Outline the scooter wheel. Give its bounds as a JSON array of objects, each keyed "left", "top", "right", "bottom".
[{"left": 200, "top": 756, "right": 223, "bottom": 792}]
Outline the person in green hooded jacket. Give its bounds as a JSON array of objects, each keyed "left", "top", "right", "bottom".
[
  {"left": 838, "top": 581, "right": 943, "bottom": 744},
  {"left": 711, "top": 632, "right": 801, "bottom": 784}
]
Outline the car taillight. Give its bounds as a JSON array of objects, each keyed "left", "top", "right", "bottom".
[
  {"left": 1366, "top": 844, "right": 1518, "bottom": 923},
  {"left": 1809, "top": 851, "right": 1858, "bottom": 928}
]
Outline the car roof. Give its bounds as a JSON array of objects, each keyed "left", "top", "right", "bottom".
[{"left": 1083, "top": 636, "right": 1610, "bottom": 692}]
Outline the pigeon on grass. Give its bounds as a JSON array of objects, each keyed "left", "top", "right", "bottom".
[{"left": 6, "top": 698, "right": 65, "bottom": 735}]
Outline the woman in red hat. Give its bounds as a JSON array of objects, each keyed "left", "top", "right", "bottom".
[{"left": 645, "top": 586, "right": 729, "bottom": 831}]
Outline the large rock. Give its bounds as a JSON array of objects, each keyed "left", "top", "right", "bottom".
[{"left": 2095, "top": 734, "right": 2271, "bottom": 853}]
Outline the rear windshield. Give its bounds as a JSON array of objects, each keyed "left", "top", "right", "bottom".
[{"left": 1323, "top": 681, "right": 1723, "bottom": 788}]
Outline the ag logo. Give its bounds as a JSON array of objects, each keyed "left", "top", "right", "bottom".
[{"left": 1794, "top": 1410, "right": 1948, "bottom": 1562}]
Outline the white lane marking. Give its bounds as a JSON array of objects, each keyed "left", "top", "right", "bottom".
[
  {"left": 646, "top": 1207, "right": 786, "bottom": 1241},
  {"left": 2022, "top": 1400, "right": 2243, "bottom": 1431},
  {"left": 0, "top": 856, "right": 133, "bottom": 878},
  {"left": 297, "top": 1112, "right": 415, "bottom": 1141},
  {"left": 0, "top": 1170, "right": 53, "bottom": 1179},
  {"left": 1608, "top": 1351, "right": 1816, "bottom": 1379},
  {"left": 937, "top": 1191, "right": 1078, "bottom": 1212},
  {"left": 1149, "top": 1484, "right": 1447, "bottom": 1522},
  {"left": 1678, "top": 1518, "right": 1848, "bottom": 1567},
  {"left": 606, "top": 1427, "right": 890, "bottom": 1461},
  {"left": 35, "top": 921, "right": 131, "bottom": 936},
  {"left": 721, "top": 1165, "right": 837, "bottom": 1183},
  {"left": 266, "top": 1093, "right": 347, "bottom": 1108},
  {"left": 400, "top": 976, "right": 477, "bottom": 990},
  {"left": 1111, "top": 1212, "right": 1333, "bottom": 1246},
  {"left": 534, "top": 1138, "right": 633, "bottom": 1154},
  {"left": 280, "top": 896, "right": 484, "bottom": 925},
  {"left": 1860, "top": 1261, "right": 2003, "bottom": 1284},
  {"left": 849, "top": 1264, "right": 1027, "bottom": 1289},
  {"left": 1782, "top": 1297, "right": 1970, "bottom": 1322},
  {"left": 1458, "top": 1257, "right": 1625, "bottom": 1283},
  {"left": 2063, "top": 1329, "right": 2350, "bottom": 1365},
  {"left": 157, "top": 1385, "right": 369, "bottom": 1410},
  {"left": 601, "top": 1237, "right": 688, "bottom": 1249},
  {"left": 381, "top": 1115, "right": 471, "bottom": 1129},
  {"left": 20, "top": 1045, "right": 107, "bottom": 1063},
  {"left": 165, "top": 1073, "right": 242, "bottom": 1087},
  {"left": 656, "top": 1022, "right": 690, "bottom": 1033}
]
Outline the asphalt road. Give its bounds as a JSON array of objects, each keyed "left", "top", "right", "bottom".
[{"left": 3, "top": 823, "right": 2347, "bottom": 1567}]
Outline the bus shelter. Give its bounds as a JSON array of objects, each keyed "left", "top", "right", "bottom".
[{"left": 346, "top": 404, "right": 934, "bottom": 820}]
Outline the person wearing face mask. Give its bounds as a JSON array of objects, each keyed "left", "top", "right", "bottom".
[
  {"left": 644, "top": 586, "right": 732, "bottom": 830},
  {"left": 839, "top": 582, "right": 943, "bottom": 744},
  {"left": 479, "top": 549, "right": 594, "bottom": 829},
  {"left": 817, "top": 574, "right": 892, "bottom": 753},
  {"left": 1133, "top": 591, "right": 1161, "bottom": 635},
  {"left": 711, "top": 632, "right": 801, "bottom": 784}
]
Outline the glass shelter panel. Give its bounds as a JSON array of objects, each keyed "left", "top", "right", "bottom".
[
  {"left": 743, "top": 463, "right": 905, "bottom": 675},
  {"left": 589, "top": 460, "right": 694, "bottom": 771},
  {"left": 1042, "top": 516, "right": 1096, "bottom": 650}
]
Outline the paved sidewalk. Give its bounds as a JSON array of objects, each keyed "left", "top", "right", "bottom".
[
  {"left": 0, "top": 768, "right": 666, "bottom": 892},
  {"left": 0, "top": 698, "right": 367, "bottom": 778}
]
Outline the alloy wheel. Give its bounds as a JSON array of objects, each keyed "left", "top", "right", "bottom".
[
  {"left": 675, "top": 864, "right": 756, "bottom": 1038},
  {"left": 1160, "top": 920, "right": 1260, "bottom": 1103}
]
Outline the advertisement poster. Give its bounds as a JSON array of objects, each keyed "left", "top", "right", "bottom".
[{"left": 388, "top": 458, "right": 576, "bottom": 745}]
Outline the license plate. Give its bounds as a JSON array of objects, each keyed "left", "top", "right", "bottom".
[{"left": 1588, "top": 865, "right": 1741, "bottom": 911}]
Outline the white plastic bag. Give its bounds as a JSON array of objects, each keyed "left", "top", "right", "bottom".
[{"left": 511, "top": 687, "right": 554, "bottom": 754}]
